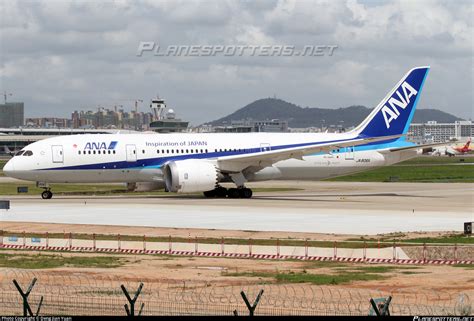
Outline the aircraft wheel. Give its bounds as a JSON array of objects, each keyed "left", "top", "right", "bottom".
[
  {"left": 203, "top": 190, "right": 216, "bottom": 198},
  {"left": 41, "top": 190, "right": 53, "bottom": 199},
  {"left": 239, "top": 188, "right": 253, "bottom": 199},
  {"left": 227, "top": 188, "right": 240, "bottom": 199},
  {"left": 215, "top": 187, "right": 228, "bottom": 198}
]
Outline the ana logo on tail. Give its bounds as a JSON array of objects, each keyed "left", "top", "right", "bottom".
[
  {"left": 381, "top": 81, "right": 418, "bottom": 129},
  {"left": 356, "top": 66, "right": 429, "bottom": 139}
]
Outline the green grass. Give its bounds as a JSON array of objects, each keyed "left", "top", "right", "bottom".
[
  {"left": 0, "top": 253, "right": 126, "bottom": 269},
  {"left": 398, "top": 156, "right": 474, "bottom": 165},
  {"left": 223, "top": 267, "right": 410, "bottom": 285},
  {"left": 224, "top": 264, "right": 422, "bottom": 285},
  {"left": 303, "top": 261, "right": 348, "bottom": 268},
  {"left": 326, "top": 164, "right": 474, "bottom": 183},
  {"left": 343, "top": 266, "right": 418, "bottom": 273},
  {"left": 0, "top": 182, "right": 300, "bottom": 196},
  {"left": 0, "top": 183, "right": 133, "bottom": 196},
  {"left": 274, "top": 272, "right": 384, "bottom": 285},
  {"left": 348, "top": 234, "right": 474, "bottom": 245}
]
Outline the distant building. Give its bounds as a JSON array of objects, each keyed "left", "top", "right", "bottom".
[
  {"left": 211, "top": 119, "right": 288, "bottom": 133},
  {"left": 408, "top": 120, "right": 473, "bottom": 143},
  {"left": 71, "top": 108, "right": 154, "bottom": 130},
  {"left": 25, "top": 117, "right": 70, "bottom": 128},
  {"left": 0, "top": 102, "right": 24, "bottom": 128}
]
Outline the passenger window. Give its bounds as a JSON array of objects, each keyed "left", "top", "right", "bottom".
[
  {"left": 206, "top": 149, "right": 208, "bottom": 153},
  {"left": 88, "top": 150, "right": 91, "bottom": 154},
  {"left": 157, "top": 150, "right": 160, "bottom": 154},
  {"left": 166, "top": 149, "right": 169, "bottom": 153},
  {"left": 108, "top": 150, "right": 111, "bottom": 154},
  {"left": 142, "top": 150, "right": 145, "bottom": 154},
  {"left": 113, "top": 150, "right": 116, "bottom": 154},
  {"left": 78, "top": 151, "right": 81, "bottom": 155}
]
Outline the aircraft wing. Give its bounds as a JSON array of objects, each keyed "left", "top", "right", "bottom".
[
  {"left": 216, "top": 134, "right": 402, "bottom": 172},
  {"left": 380, "top": 141, "right": 449, "bottom": 153}
]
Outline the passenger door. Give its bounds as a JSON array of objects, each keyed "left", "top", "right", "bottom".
[
  {"left": 126, "top": 144, "right": 137, "bottom": 162},
  {"left": 345, "top": 146, "right": 355, "bottom": 160},
  {"left": 51, "top": 145, "right": 64, "bottom": 163}
]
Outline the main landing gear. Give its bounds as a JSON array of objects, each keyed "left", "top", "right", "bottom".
[
  {"left": 41, "top": 189, "right": 53, "bottom": 199},
  {"left": 203, "top": 186, "right": 253, "bottom": 199}
]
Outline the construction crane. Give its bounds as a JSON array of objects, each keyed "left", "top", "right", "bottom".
[
  {"left": 117, "top": 99, "right": 143, "bottom": 113},
  {"left": 3, "top": 91, "right": 12, "bottom": 104},
  {"left": 134, "top": 99, "right": 143, "bottom": 113}
]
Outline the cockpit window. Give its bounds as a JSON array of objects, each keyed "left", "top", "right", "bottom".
[
  {"left": 23, "top": 150, "right": 33, "bottom": 156},
  {"left": 15, "top": 150, "right": 25, "bottom": 156}
]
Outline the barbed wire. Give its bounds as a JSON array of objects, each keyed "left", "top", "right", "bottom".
[{"left": 0, "top": 269, "right": 471, "bottom": 316}]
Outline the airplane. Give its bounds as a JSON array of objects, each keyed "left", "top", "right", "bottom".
[
  {"left": 451, "top": 140, "right": 472, "bottom": 155},
  {"left": 3, "top": 66, "right": 430, "bottom": 199},
  {"left": 431, "top": 140, "right": 471, "bottom": 157}
]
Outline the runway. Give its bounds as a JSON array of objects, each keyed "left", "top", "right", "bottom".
[{"left": 1, "top": 182, "right": 472, "bottom": 235}]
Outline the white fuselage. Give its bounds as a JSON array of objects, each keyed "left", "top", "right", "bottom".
[{"left": 4, "top": 132, "right": 418, "bottom": 184}]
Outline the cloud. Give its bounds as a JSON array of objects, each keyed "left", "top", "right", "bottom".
[{"left": 0, "top": 0, "right": 472, "bottom": 125}]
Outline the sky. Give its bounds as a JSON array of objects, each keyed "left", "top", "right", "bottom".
[{"left": 0, "top": 0, "right": 472, "bottom": 125}]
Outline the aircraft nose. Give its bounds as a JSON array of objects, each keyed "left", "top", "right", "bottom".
[{"left": 3, "top": 158, "right": 15, "bottom": 176}]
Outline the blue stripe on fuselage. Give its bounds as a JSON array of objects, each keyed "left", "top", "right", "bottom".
[
  {"left": 39, "top": 136, "right": 355, "bottom": 171},
  {"left": 38, "top": 137, "right": 416, "bottom": 171}
]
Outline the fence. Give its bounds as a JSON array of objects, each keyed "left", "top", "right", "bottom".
[
  {"left": 1, "top": 231, "right": 473, "bottom": 265},
  {"left": 0, "top": 269, "right": 471, "bottom": 316}
]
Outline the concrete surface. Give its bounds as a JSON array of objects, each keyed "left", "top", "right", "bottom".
[{"left": 1, "top": 182, "right": 472, "bottom": 235}]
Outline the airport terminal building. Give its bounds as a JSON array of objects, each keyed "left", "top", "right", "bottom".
[{"left": 407, "top": 120, "right": 473, "bottom": 143}]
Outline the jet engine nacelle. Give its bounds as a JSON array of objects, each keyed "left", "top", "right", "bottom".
[{"left": 164, "top": 159, "right": 218, "bottom": 193}]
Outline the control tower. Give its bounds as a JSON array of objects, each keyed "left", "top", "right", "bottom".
[{"left": 149, "top": 97, "right": 189, "bottom": 133}]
